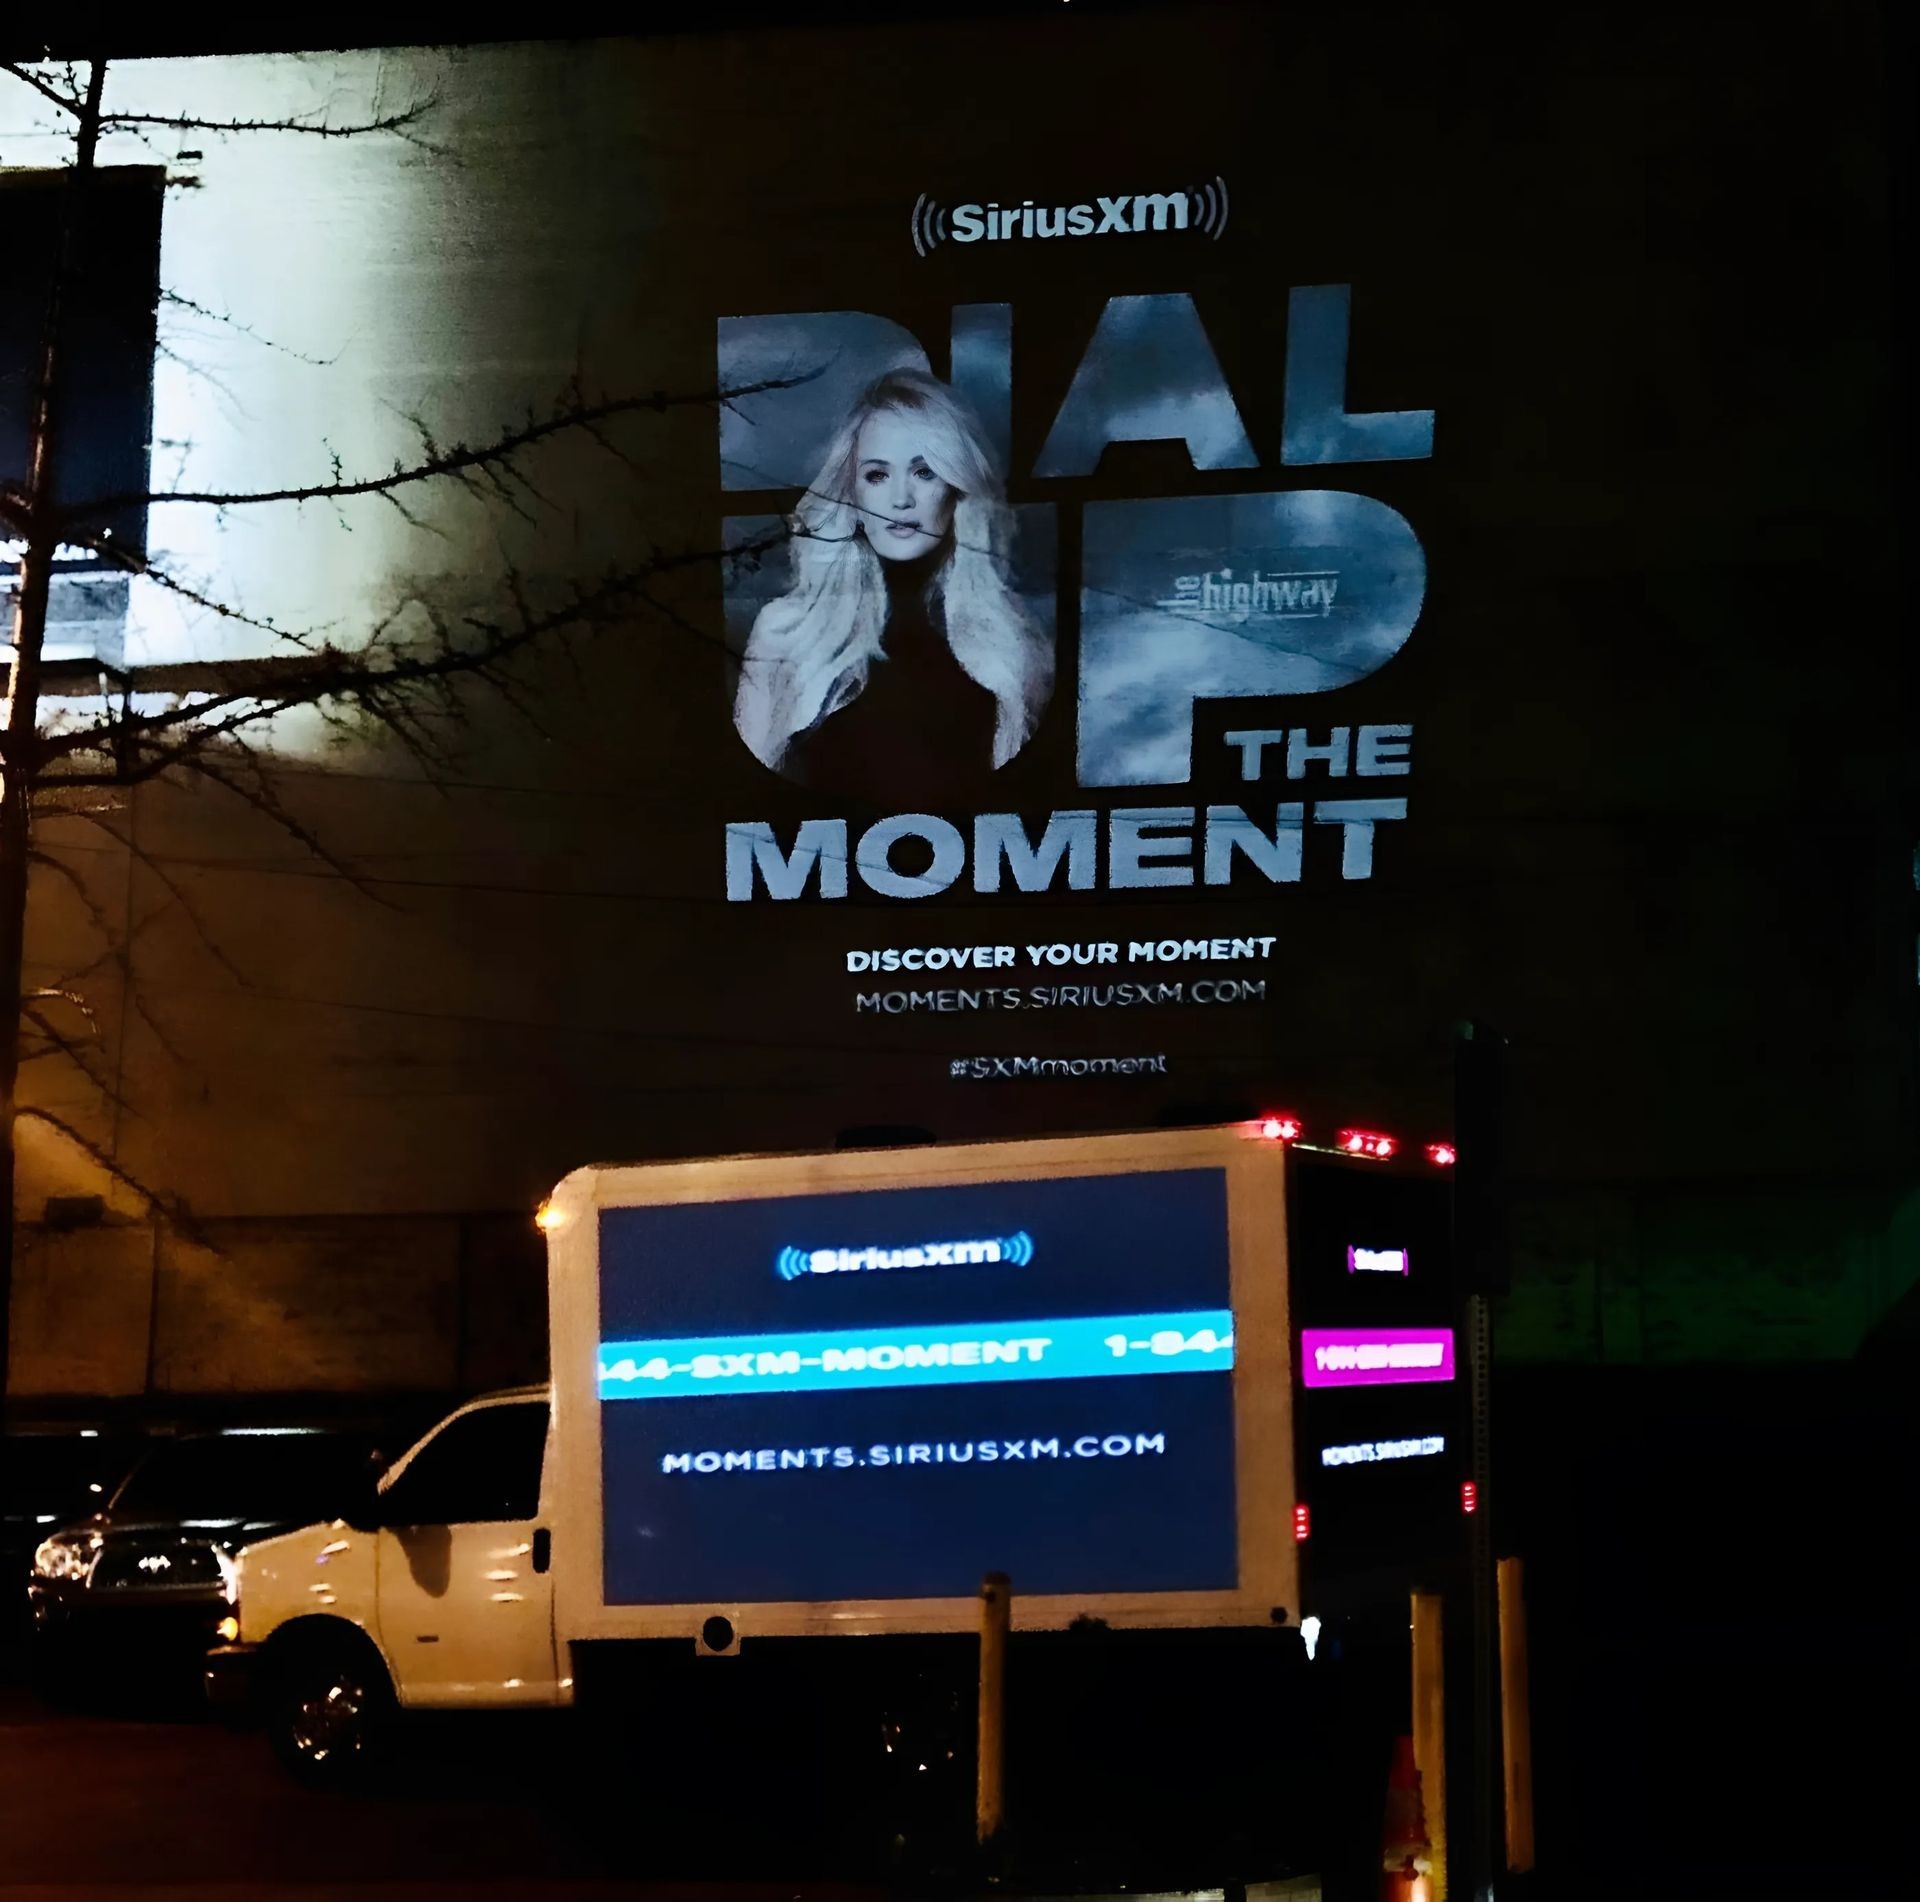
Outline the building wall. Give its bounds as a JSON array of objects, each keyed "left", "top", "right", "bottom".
[
  {"left": 4, "top": 16, "right": 1912, "bottom": 1392},
  {"left": 7, "top": 1212, "right": 545, "bottom": 1403}
]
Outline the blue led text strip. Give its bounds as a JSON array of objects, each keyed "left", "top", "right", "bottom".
[{"left": 598, "top": 1310, "right": 1235, "bottom": 1400}]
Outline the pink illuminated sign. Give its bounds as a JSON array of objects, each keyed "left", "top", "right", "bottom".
[{"left": 1300, "top": 1326, "right": 1456, "bottom": 1388}]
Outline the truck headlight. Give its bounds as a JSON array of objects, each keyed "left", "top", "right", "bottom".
[{"left": 32, "top": 1533, "right": 101, "bottom": 1583}]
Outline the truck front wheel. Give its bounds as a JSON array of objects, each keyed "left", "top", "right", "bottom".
[{"left": 266, "top": 1631, "right": 393, "bottom": 1788}]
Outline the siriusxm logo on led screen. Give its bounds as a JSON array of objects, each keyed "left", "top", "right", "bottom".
[{"left": 776, "top": 1230, "right": 1033, "bottom": 1279}]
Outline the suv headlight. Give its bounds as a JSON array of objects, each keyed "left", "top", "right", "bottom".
[{"left": 32, "top": 1533, "right": 102, "bottom": 1583}]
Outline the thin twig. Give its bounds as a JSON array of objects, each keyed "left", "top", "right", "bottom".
[
  {"left": 101, "top": 98, "right": 437, "bottom": 144},
  {"left": 16, "top": 1104, "right": 211, "bottom": 1244},
  {"left": 63, "top": 373, "right": 818, "bottom": 521},
  {"left": 0, "top": 60, "right": 86, "bottom": 117}
]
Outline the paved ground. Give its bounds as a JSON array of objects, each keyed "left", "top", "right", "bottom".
[
  {"left": 0, "top": 1676, "right": 1318, "bottom": 1900},
  {"left": 3, "top": 1365, "right": 1905, "bottom": 1900},
  {"left": 0, "top": 1673, "right": 1344, "bottom": 1902},
  {"left": 0, "top": 1680, "right": 892, "bottom": 1899}
]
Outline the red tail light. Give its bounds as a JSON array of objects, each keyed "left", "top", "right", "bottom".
[
  {"left": 1461, "top": 1481, "right": 1479, "bottom": 1516},
  {"left": 1292, "top": 1502, "right": 1312, "bottom": 1542},
  {"left": 1335, "top": 1128, "right": 1396, "bottom": 1161},
  {"left": 1256, "top": 1114, "right": 1302, "bottom": 1142},
  {"left": 1426, "top": 1142, "right": 1457, "bottom": 1167}
]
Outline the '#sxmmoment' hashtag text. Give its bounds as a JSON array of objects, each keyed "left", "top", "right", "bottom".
[{"left": 950, "top": 1054, "right": 1168, "bottom": 1080}]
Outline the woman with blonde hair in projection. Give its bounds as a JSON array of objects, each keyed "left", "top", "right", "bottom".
[{"left": 734, "top": 369, "right": 1051, "bottom": 804}]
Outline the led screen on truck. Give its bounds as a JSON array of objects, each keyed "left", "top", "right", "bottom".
[{"left": 596, "top": 1168, "right": 1237, "bottom": 1605}]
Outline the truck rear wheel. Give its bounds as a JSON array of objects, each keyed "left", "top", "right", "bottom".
[{"left": 266, "top": 1632, "right": 393, "bottom": 1788}]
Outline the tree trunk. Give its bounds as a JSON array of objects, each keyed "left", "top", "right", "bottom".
[{"left": 0, "top": 61, "right": 106, "bottom": 1408}]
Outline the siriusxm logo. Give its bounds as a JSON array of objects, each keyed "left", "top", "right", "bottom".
[
  {"left": 910, "top": 179, "right": 1227, "bottom": 254},
  {"left": 776, "top": 1231, "right": 1034, "bottom": 1281}
]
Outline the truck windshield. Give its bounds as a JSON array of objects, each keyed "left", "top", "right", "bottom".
[{"left": 110, "top": 1434, "right": 370, "bottom": 1524}]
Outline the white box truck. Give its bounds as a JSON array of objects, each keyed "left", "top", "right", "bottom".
[{"left": 208, "top": 1125, "right": 1305, "bottom": 1785}]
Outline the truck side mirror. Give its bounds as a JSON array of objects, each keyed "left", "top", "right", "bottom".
[{"left": 339, "top": 1470, "right": 385, "bottom": 1534}]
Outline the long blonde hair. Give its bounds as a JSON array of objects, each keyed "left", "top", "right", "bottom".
[{"left": 734, "top": 370, "right": 1051, "bottom": 775}]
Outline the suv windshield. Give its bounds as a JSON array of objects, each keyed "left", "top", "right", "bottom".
[
  {"left": 2, "top": 1433, "right": 143, "bottom": 1524},
  {"left": 111, "top": 1434, "right": 371, "bottom": 1524}
]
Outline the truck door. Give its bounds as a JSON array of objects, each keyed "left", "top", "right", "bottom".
[{"left": 373, "top": 1396, "right": 559, "bottom": 1708}]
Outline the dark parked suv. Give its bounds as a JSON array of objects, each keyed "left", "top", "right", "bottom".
[
  {"left": 27, "top": 1429, "right": 375, "bottom": 1690},
  {"left": 2, "top": 1428, "right": 146, "bottom": 1664}
]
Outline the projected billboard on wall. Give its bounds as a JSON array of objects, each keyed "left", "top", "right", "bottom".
[{"left": 697, "top": 149, "right": 1445, "bottom": 1131}]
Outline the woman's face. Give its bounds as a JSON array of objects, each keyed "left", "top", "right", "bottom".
[{"left": 854, "top": 410, "right": 958, "bottom": 562}]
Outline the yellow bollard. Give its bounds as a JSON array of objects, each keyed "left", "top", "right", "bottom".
[
  {"left": 1498, "top": 1556, "right": 1536, "bottom": 1873},
  {"left": 1411, "top": 1590, "right": 1448, "bottom": 1902},
  {"left": 977, "top": 1572, "right": 1010, "bottom": 1848}
]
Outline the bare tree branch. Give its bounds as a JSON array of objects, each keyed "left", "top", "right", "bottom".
[
  {"left": 30, "top": 519, "right": 794, "bottom": 787},
  {"left": 0, "top": 63, "right": 430, "bottom": 151},
  {"left": 17, "top": 997, "right": 135, "bottom": 1120},
  {"left": 161, "top": 288, "right": 341, "bottom": 366},
  {"left": 101, "top": 97, "right": 437, "bottom": 144},
  {"left": 43, "top": 908, "right": 198, "bottom": 1071},
  {"left": 62, "top": 373, "right": 817, "bottom": 521},
  {"left": 17, "top": 1104, "right": 210, "bottom": 1243},
  {"left": 26, "top": 837, "right": 208, "bottom": 1074},
  {"left": 48, "top": 527, "right": 330, "bottom": 654},
  {"left": 23, "top": 986, "right": 98, "bottom": 1039},
  {"left": 0, "top": 60, "right": 86, "bottom": 118},
  {"left": 47, "top": 817, "right": 251, "bottom": 990},
  {"left": 174, "top": 742, "right": 400, "bottom": 906},
  {"left": 26, "top": 845, "right": 120, "bottom": 946}
]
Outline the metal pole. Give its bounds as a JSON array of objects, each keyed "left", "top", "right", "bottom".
[
  {"left": 977, "top": 1571, "right": 1010, "bottom": 1850},
  {"left": 1465, "top": 1293, "right": 1498, "bottom": 1901},
  {"left": 1497, "top": 1557, "right": 1535, "bottom": 1874},
  {"left": 1453, "top": 1022, "right": 1509, "bottom": 1902},
  {"left": 1412, "top": 1590, "right": 1449, "bottom": 1902}
]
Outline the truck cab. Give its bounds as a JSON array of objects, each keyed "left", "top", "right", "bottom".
[{"left": 210, "top": 1385, "right": 565, "bottom": 1780}]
